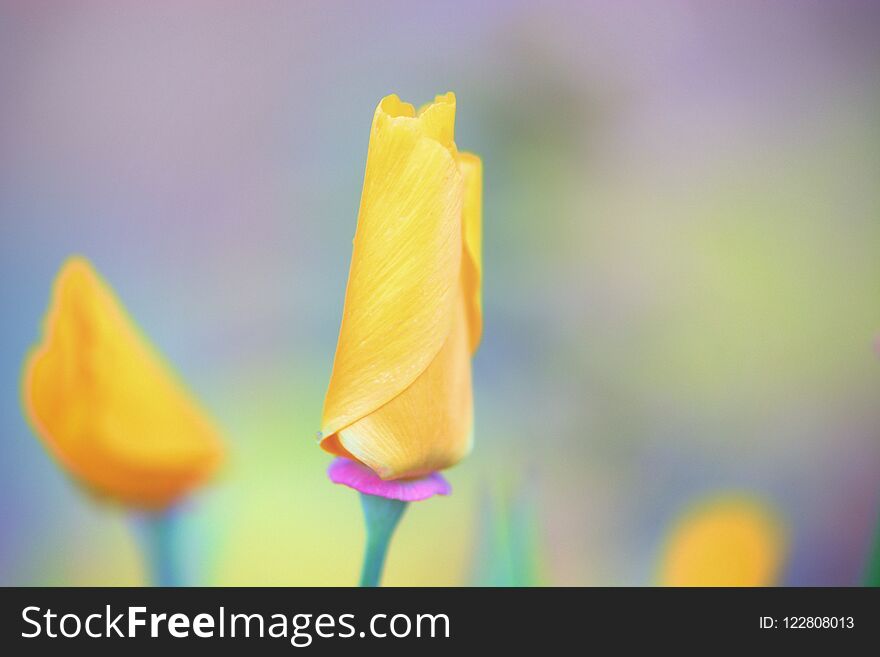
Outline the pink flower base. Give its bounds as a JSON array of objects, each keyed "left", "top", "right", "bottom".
[{"left": 327, "top": 458, "right": 451, "bottom": 502}]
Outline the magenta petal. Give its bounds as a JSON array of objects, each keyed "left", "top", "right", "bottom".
[{"left": 327, "top": 458, "right": 451, "bottom": 502}]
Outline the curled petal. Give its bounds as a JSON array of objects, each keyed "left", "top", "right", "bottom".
[
  {"left": 327, "top": 457, "right": 451, "bottom": 502},
  {"left": 22, "top": 257, "right": 224, "bottom": 509},
  {"left": 326, "top": 293, "right": 473, "bottom": 479}
]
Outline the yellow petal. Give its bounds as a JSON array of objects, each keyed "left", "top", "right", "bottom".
[
  {"left": 417, "top": 92, "right": 457, "bottom": 150},
  {"left": 330, "top": 292, "right": 473, "bottom": 479},
  {"left": 321, "top": 93, "right": 464, "bottom": 450},
  {"left": 458, "top": 152, "right": 483, "bottom": 352},
  {"left": 658, "top": 495, "right": 786, "bottom": 586},
  {"left": 22, "top": 257, "right": 225, "bottom": 509}
]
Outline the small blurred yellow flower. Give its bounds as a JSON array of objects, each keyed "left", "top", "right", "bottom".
[
  {"left": 320, "top": 93, "right": 482, "bottom": 481},
  {"left": 22, "top": 257, "right": 224, "bottom": 509},
  {"left": 658, "top": 495, "right": 786, "bottom": 586}
]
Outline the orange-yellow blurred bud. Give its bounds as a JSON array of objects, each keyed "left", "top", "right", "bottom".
[
  {"left": 658, "top": 495, "right": 786, "bottom": 586},
  {"left": 22, "top": 257, "right": 225, "bottom": 509}
]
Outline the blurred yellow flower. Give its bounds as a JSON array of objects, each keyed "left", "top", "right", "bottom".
[
  {"left": 22, "top": 257, "right": 224, "bottom": 509},
  {"left": 320, "top": 92, "right": 482, "bottom": 480},
  {"left": 658, "top": 495, "right": 786, "bottom": 586}
]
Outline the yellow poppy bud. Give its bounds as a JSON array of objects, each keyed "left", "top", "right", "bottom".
[
  {"left": 22, "top": 257, "right": 225, "bottom": 509},
  {"left": 658, "top": 495, "right": 787, "bottom": 586},
  {"left": 320, "top": 93, "right": 482, "bottom": 481}
]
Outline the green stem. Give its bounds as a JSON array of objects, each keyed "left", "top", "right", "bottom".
[
  {"left": 359, "top": 493, "right": 408, "bottom": 587},
  {"left": 865, "top": 502, "right": 880, "bottom": 587},
  {"left": 135, "top": 510, "right": 185, "bottom": 587}
]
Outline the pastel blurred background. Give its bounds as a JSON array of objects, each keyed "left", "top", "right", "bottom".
[{"left": 2, "top": 0, "right": 879, "bottom": 586}]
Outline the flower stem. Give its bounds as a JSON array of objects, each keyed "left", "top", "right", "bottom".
[
  {"left": 865, "top": 503, "right": 880, "bottom": 587},
  {"left": 359, "top": 493, "right": 408, "bottom": 587},
  {"left": 136, "top": 510, "right": 185, "bottom": 587}
]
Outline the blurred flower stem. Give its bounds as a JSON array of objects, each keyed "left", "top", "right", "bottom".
[
  {"left": 865, "top": 507, "right": 880, "bottom": 586},
  {"left": 470, "top": 481, "right": 542, "bottom": 586},
  {"left": 359, "top": 493, "right": 407, "bottom": 587},
  {"left": 135, "top": 511, "right": 185, "bottom": 587}
]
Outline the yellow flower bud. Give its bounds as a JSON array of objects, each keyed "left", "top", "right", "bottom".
[{"left": 320, "top": 93, "right": 482, "bottom": 480}]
